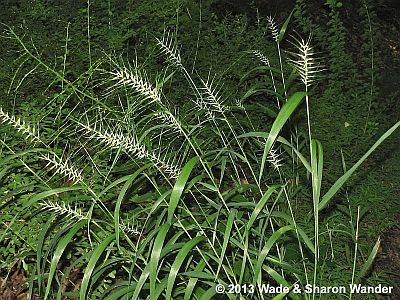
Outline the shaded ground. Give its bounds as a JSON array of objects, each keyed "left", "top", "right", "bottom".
[
  {"left": 0, "top": 270, "right": 30, "bottom": 300},
  {"left": 377, "top": 227, "right": 400, "bottom": 298}
]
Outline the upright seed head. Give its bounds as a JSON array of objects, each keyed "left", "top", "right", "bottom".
[{"left": 287, "top": 36, "right": 323, "bottom": 88}]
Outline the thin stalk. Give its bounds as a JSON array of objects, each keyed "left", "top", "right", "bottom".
[
  {"left": 7, "top": 28, "right": 110, "bottom": 111},
  {"left": 87, "top": 0, "right": 92, "bottom": 71},
  {"left": 191, "top": 0, "right": 202, "bottom": 74},
  {"left": 305, "top": 89, "right": 319, "bottom": 300},
  {"left": 276, "top": 167, "right": 310, "bottom": 287},
  {"left": 350, "top": 207, "right": 360, "bottom": 300},
  {"left": 61, "top": 22, "right": 70, "bottom": 90},
  {"left": 362, "top": 0, "right": 375, "bottom": 134},
  {"left": 276, "top": 41, "right": 288, "bottom": 101}
]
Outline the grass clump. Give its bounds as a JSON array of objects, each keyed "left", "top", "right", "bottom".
[{"left": 0, "top": 8, "right": 399, "bottom": 300}]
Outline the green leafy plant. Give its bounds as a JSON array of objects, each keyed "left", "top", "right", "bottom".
[{"left": 0, "top": 5, "right": 398, "bottom": 300}]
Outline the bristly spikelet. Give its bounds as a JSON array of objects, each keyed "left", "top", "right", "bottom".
[
  {"left": 267, "top": 145, "right": 284, "bottom": 171},
  {"left": 156, "top": 30, "right": 183, "bottom": 69},
  {"left": 0, "top": 107, "right": 42, "bottom": 145},
  {"left": 80, "top": 122, "right": 147, "bottom": 158},
  {"left": 287, "top": 36, "right": 323, "bottom": 88},
  {"left": 248, "top": 50, "right": 271, "bottom": 66},
  {"left": 110, "top": 65, "right": 163, "bottom": 105},
  {"left": 199, "top": 73, "right": 226, "bottom": 116},
  {"left": 155, "top": 32, "right": 224, "bottom": 120},
  {"left": 154, "top": 110, "right": 182, "bottom": 132},
  {"left": 267, "top": 16, "right": 279, "bottom": 42},
  {"left": 147, "top": 150, "right": 181, "bottom": 179},
  {"left": 234, "top": 98, "right": 244, "bottom": 109},
  {"left": 80, "top": 122, "right": 180, "bottom": 178},
  {"left": 119, "top": 220, "right": 140, "bottom": 236},
  {"left": 41, "top": 153, "right": 84, "bottom": 184},
  {"left": 39, "top": 200, "right": 88, "bottom": 220}
]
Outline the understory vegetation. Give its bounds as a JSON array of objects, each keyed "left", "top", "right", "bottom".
[{"left": 1, "top": 0, "right": 399, "bottom": 299}]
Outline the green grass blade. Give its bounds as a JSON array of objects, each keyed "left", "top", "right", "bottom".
[
  {"left": 37, "top": 215, "right": 56, "bottom": 295},
  {"left": 44, "top": 220, "right": 86, "bottom": 300},
  {"left": 132, "top": 264, "right": 150, "bottom": 300},
  {"left": 271, "top": 211, "right": 315, "bottom": 254},
  {"left": 241, "top": 87, "right": 281, "bottom": 103},
  {"left": 263, "top": 265, "right": 300, "bottom": 300},
  {"left": 319, "top": 121, "right": 400, "bottom": 210},
  {"left": 356, "top": 237, "right": 381, "bottom": 281},
  {"left": 182, "top": 271, "right": 215, "bottom": 280},
  {"left": 259, "top": 92, "right": 306, "bottom": 182},
  {"left": 237, "top": 133, "right": 311, "bottom": 172},
  {"left": 115, "top": 175, "right": 136, "bottom": 248},
  {"left": 237, "top": 131, "right": 269, "bottom": 139},
  {"left": 56, "top": 253, "right": 90, "bottom": 300},
  {"left": 247, "top": 185, "right": 280, "bottom": 231},
  {"left": 98, "top": 163, "right": 152, "bottom": 198},
  {"left": 165, "top": 236, "right": 205, "bottom": 300},
  {"left": 199, "top": 285, "right": 217, "bottom": 300},
  {"left": 311, "top": 139, "right": 323, "bottom": 204},
  {"left": 168, "top": 156, "right": 199, "bottom": 224},
  {"left": 278, "top": 9, "right": 294, "bottom": 43},
  {"left": 183, "top": 259, "right": 208, "bottom": 300},
  {"left": 150, "top": 223, "right": 171, "bottom": 296},
  {"left": 24, "top": 186, "right": 84, "bottom": 207},
  {"left": 80, "top": 233, "right": 116, "bottom": 300},
  {"left": 216, "top": 209, "right": 236, "bottom": 278},
  {"left": 278, "top": 136, "right": 311, "bottom": 172},
  {"left": 151, "top": 277, "right": 168, "bottom": 300},
  {"left": 115, "top": 165, "right": 150, "bottom": 247},
  {"left": 0, "top": 148, "right": 46, "bottom": 165},
  {"left": 240, "top": 66, "right": 282, "bottom": 84},
  {"left": 104, "top": 285, "right": 136, "bottom": 300},
  {"left": 254, "top": 225, "right": 294, "bottom": 285}
]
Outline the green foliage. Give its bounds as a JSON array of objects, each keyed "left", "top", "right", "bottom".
[
  {"left": 293, "top": 0, "right": 387, "bottom": 180},
  {"left": 0, "top": 1, "right": 398, "bottom": 299}
]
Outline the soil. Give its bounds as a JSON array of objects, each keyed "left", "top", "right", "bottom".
[
  {"left": 0, "top": 269, "right": 32, "bottom": 300},
  {"left": 376, "top": 227, "right": 400, "bottom": 298}
]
